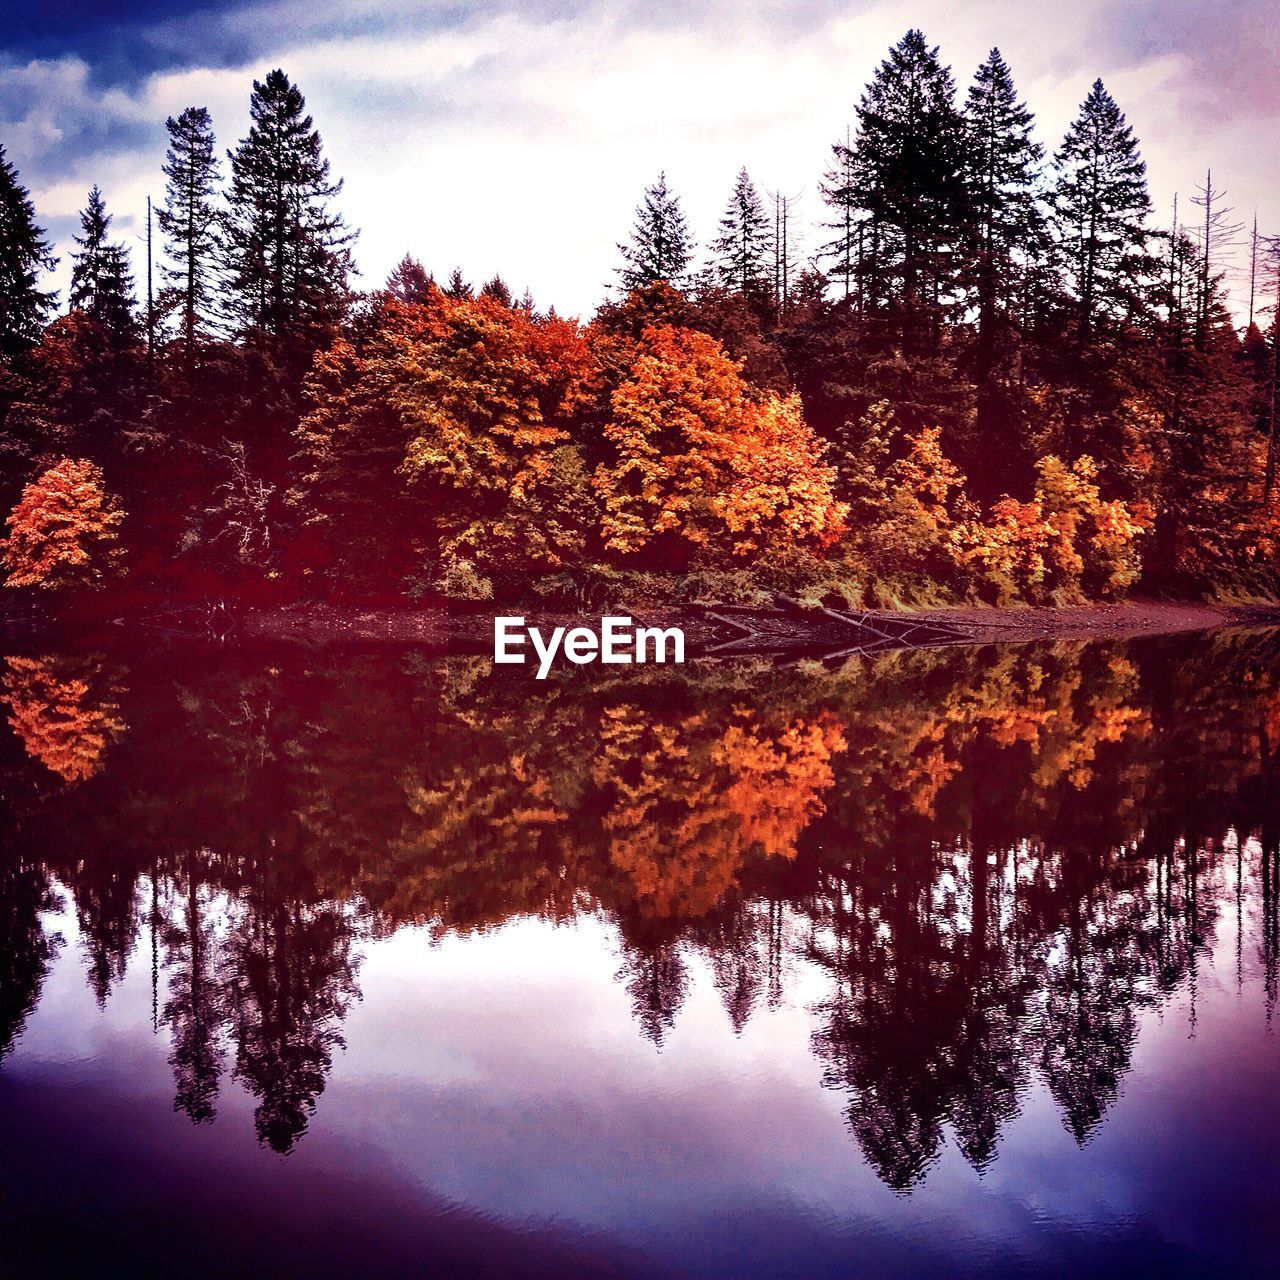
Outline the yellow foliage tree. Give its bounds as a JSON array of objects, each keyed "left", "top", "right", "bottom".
[
  {"left": 958, "top": 455, "right": 1151, "bottom": 602},
  {"left": 865, "top": 426, "right": 972, "bottom": 583}
]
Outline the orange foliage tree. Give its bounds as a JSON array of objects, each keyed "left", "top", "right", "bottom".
[
  {"left": 3, "top": 654, "right": 126, "bottom": 782},
  {"left": 394, "top": 293, "right": 596, "bottom": 594},
  {"left": 595, "top": 325, "right": 846, "bottom": 564},
  {"left": 295, "top": 291, "right": 597, "bottom": 597},
  {"left": 3, "top": 457, "right": 125, "bottom": 591}
]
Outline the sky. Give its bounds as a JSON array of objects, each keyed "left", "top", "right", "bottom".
[{"left": 2, "top": 0, "right": 1278, "bottom": 320}]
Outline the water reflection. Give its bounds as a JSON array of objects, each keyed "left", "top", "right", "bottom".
[{"left": 1, "top": 632, "right": 1278, "bottom": 1190}]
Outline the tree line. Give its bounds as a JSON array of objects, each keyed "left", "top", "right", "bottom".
[{"left": 1, "top": 32, "right": 1278, "bottom": 606}]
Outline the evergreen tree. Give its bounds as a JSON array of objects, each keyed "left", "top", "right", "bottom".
[
  {"left": 222, "top": 69, "right": 354, "bottom": 360},
  {"left": 384, "top": 253, "right": 433, "bottom": 304},
  {"left": 1050, "top": 80, "right": 1154, "bottom": 339},
  {"left": 479, "top": 274, "right": 513, "bottom": 305},
  {"left": 1146, "top": 222, "right": 1258, "bottom": 586},
  {"left": 820, "top": 129, "right": 865, "bottom": 305},
  {"left": 958, "top": 48, "right": 1046, "bottom": 494},
  {"left": 444, "top": 266, "right": 472, "bottom": 299},
  {"left": 157, "top": 106, "right": 222, "bottom": 367},
  {"left": 59, "top": 189, "right": 148, "bottom": 483},
  {"left": 617, "top": 172, "right": 693, "bottom": 291},
  {"left": 845, "top": 29, "right": 967, "bottom": 345},
  {"left": 961, "top": 49, "right": 1045, "bottom": 355},
  {"left": 711, "top": 168, "right": 772, "bottom": 296},
  {"left": 0, "top": 144, "right": 58, "bottom": 357},
  {"left": 68, "top": 186, "right": 137, "bottom": 342}
]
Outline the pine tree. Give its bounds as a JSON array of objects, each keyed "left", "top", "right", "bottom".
[
  {"left": 444, "top": 267, "right": 472, "bottom": 299},
  {"left": 961, "top": 49, "right": 1045, "bottom": 353},
  {"left": 711, "top": 168, "right": 772, "bottom": 296},
  {"left": 617, "top": 172, "right": 693, "bottom": 291},
  {"left": 222, "top": 69, "right": 354, "bottom": 359},
  {"left": 846, "top": 30, "right": 967, "bottom": 342},
  {"left": 69, "top": 186, "right": 137, "bottom": 342},
  {"left": 479, "top": 274, "right": 513, "bottom": 305},
  {"left": 1147, "top": 222, "right": 1257, "bottom": 585},
  {"left": 157, "top": 106, "right": 221, "bottom": 367},
  {"left": 384, "top": 253, "right": 433, "bottom": 304},
  {"left": 0, "top": 144, "right": 57, "bottom": 357},
  {"left": 820, "top": 129, "right": 865, "bottom": 304},
  {"left": 1050, "top": 80, "right": 1154, "bottom": 340},
  {"left": 958, "top": 48, "right": 1046, "bottom": 494}
]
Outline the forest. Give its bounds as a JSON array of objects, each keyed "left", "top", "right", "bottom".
[{"left": 1, "top": 30, "right": 1279, "bottom": 610}]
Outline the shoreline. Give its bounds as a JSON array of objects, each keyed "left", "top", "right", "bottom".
[
  {"left": 243, "top": 599, "right": 1280, "bottom": 651},
  {"left": 4, "top": 596, "right": 1273, "bottom": 654},
  {"left": 213, "top": 598, "right": 1280, "bottom": 653}
]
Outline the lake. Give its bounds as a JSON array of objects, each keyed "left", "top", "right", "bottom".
[{"left": 1, "top": 631, "right": 1277, "bottom": 1278}]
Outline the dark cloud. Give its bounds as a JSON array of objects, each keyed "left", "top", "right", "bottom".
[
  {"left": 6, "top": 0, "right": 1278, "bottom": 111},
  {"left": 0, "top": 0, "right": 863, "bottom": 90},
  {"left": 3, "top": 0, "right": 231, "bottom": 86},
  {"left": 0, "top": 63, "right": 156, "bottom": 180},
  {"left": 1084, "top": 0, "right": 1280, "bottom": 120}
]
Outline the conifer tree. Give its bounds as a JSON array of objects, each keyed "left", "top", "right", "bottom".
[
  {"left": 820, "top": 129, "right": 864, "bottom": 305},
  {"left": 384, "top": 253, "right": 433, "bottom": 304},
  {"left": 222, "top": 70, "right": 353, "bottom": 360},
  {"left": 157, "top": 106, "right": 222, "bottom": 367},
  {"left": 479, "top": 274, "right": 513, "bottom": 305},
  {"left": 444, "top": 267, "right": 472, "bottom": 299},
  {"left": 711, "top": 168, "right": 772, "bottom": 296},
  {"left": 1049, "top": 80, "right": 1154, "bottom": 339},
  {"left": 69, "top": 186, "right": 137, "bottom": 342},
  {"left": 845, "top": 29, "right": 967, "bottom": 342},
  {"left": 961, "top": 49, "right": 1044, "bottom": 355},
  {"left": 617, "top": 172, "right": 693, "bottom": 291},
  {"left": 1146, "top": 222, "right": 1256, "bottom": 584},
  {"left": 958, "top": 48, "right": 1046, "bottom": 493},
  {"left": 0, "top": 144, "right": 58, "bottom": 357}
]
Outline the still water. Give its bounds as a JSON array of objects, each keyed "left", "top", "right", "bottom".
[{"left": 1, "top": 632, "right": 1278, "bottom": 1278}]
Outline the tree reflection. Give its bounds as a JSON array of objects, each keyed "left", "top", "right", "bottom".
[
  {"left": 73, "top": 856, "right": 141, "bottom": 1007},
  {"left": 617, "top": 931, "right": 691, "bottom": 1049},
  {"left": 227, "top": 889, "right": 359, "bottom": 1153},
  {"left": 160, "top": 855, "right": 227, "bottom": 1124},
  {"left": 0, "top": 631, "right": 1277, "bottom": 1177},
  {"left": 2, "top": 653, "right": 125, "bottom": 782},
  {"left": 0, "top": 857, "right": 61, "bottom": 1062}
]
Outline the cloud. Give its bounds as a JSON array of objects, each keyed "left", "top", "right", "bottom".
[
  {"left": 4, "top": 0, "right": 866, "bottom": 91},
  {"left": 1082, "top": 0, "right": 1280, "bottom": 123}
]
